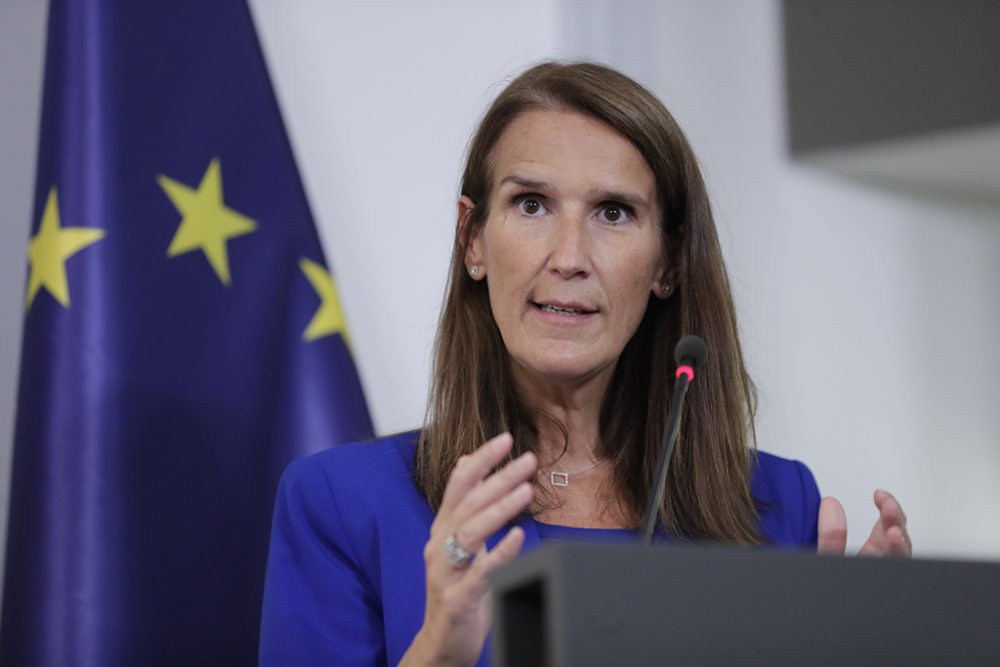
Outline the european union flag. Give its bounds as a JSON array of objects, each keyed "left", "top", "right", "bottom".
[{"left": 1, "top": 1, "right": 374, "bottom": 664}]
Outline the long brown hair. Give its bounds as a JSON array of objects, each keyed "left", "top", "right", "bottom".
[{"left": 415, "top": 61, "right": 762, "bottom": 544}]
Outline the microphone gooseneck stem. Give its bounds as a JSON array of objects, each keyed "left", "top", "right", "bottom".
[{"left": 639, "top": 373, "right": 691, "bottom": 546}]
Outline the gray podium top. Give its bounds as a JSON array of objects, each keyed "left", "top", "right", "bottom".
[{"left": 491, "top": 542, "right": 1000, "bottom": 666}]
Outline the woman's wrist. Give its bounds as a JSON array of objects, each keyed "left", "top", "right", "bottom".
[{"left": 399, "top": 626, "right": 460, "bottom": 667}]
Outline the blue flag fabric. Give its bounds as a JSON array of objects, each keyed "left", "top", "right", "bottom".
[{"left": 1, "top": 1, "right": 374, "bottom": 664}]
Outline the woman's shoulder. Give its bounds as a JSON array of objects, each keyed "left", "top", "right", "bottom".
[
  {"left": 751, "top": 449, "right": 821, "bottom": 547},
  {"left": 279, "top": 430, "right": 422, "bottom": 505},
  {"left": 299, "top": 429, "right": 419, "bottom": 473},
  {"left": 274, "top": 430, "right": 432, "bottom": 549},
  {"left": 752, "top": 450, "right": 817, "bottom": 487}
]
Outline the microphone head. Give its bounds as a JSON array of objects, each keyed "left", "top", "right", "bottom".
[{"left": 674, "top": 335, "right": 708, "bottom": 370}]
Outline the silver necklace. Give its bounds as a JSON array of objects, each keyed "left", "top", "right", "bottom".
[{"left": 545, "top": 459, "right": 607, "bottom": 487}]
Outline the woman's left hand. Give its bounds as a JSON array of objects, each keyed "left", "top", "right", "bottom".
[{"left": 817, "top": 489, "right": 912, "bottom": 557}]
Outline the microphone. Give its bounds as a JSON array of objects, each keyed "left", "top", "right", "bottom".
[{"left": 639, "top": 335, "right": 708, "bottom": 546}]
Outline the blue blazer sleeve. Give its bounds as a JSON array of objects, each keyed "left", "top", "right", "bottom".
[
  {"left": 752, "top": 452, "right": 822, "bottom": 547},
  {"left": 259, "top": 457, "right": 386, "bottom": 666},
  {"left": 794, "top": 459, "right": 821, "bottom": 546}
]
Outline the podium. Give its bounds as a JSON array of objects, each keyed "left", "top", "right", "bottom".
[{"left": 491, "top": 543, "right": 1000, "bottom": 666}]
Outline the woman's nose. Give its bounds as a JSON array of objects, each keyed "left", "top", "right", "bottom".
[{"left": 546, "top": 212, "right": 591, "bottom": 279}]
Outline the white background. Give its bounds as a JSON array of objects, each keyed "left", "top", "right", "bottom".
[{"left": 2, "top": 1, "right": 999, "bottom": 600}]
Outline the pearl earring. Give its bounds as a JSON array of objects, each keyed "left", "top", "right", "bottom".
[
  {"left": 470, "top": 266, "right": 480, "bottom": 278},
  {"left": 660, "top": 282, "right": 671, "bottom": 296}
]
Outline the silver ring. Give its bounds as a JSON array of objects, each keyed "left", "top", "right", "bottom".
[{"left": 443, "top": 533, "right": 474, "bottom": 568}]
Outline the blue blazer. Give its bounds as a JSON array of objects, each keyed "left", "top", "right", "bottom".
[{"left": 259, "top": 431, "right": 821, "bottom": 666}]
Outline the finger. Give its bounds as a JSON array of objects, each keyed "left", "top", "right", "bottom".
[
  {"left": 439, "top": 432, "right": 514, "bottom": 515},
  {"left": 858, "top": 489, "right": 913, "bottom": 557},
  {"left": 460, "top": 526, "right": 527, "bottom": 600},
  {"left": 454, "top": 451, "right": 537, "bottom": 524},
  {"left": 859, "top": 523, "right": 910, "bottom": 557},
  {"left": 877, "top": 499, "right": 905, "bottom": 534},
  {"left": 475, "top": 525, "right": 526, "bottom": 579},
  {"left": 426, "top": 482, "right": 531, "bottom": 579},
  {"left": 874, "top": 489, "right": 907, "bottom": 528},
  {"left": 885, "top": 525, "right": 911, "bottom": 557},
  {"left": 429, "top": 526, "right": 526, "bottom": 624},
  {"left": 817, "top": 496, "right": 847, "bottom": 555},
  {"left": 452, "top": 482, "right": 533, "bottom": 558}
]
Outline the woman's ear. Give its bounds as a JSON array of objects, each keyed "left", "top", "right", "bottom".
[
  {"left": 652, "top": 254, "right": 682, "bottom": 300},
  {"left": 459, "top": 195, "right": 486, "bottom": 279}
]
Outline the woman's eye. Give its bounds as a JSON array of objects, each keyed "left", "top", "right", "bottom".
[
  {"left": 514, "top": 195, "right": 547, "bottom": 217},
  {"left": 598, "top": 203, "right": 632, "bottom": 225}
]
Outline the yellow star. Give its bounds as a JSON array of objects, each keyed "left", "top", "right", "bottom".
[
  {"left": 25, "top": 187, "right": 106, "bottom": 310},
  {"left": 158, "top": 158, "right": 257, "bottom": 286},
  {"left": 299, "top": 258, "right": 350, "bottom": 345}
]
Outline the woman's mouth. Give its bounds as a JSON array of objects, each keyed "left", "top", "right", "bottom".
[{"left": 532, "top": 301, "right": 598, "bottom": 317}]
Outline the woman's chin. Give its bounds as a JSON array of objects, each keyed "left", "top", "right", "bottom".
[{"left": 511, "top": 353, "right": 615, "bottom": 390}]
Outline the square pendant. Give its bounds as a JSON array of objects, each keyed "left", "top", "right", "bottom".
[{"left": 550, "top": 471, "right": 569, "bottom": 487}]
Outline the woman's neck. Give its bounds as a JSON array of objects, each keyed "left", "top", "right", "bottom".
[
  {"left": 510, "top": 363, "right": 638, "bottom": 529},
  {"left": 510, "top": 362, "right": 612, "bottom": 467}
]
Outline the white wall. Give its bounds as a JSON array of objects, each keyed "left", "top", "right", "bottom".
[
  {"left": 2, "top": 1, "right": 998, "bottom": 591},
  {"left": 0, "top": 0, "right": 48, "bottom": 598}
]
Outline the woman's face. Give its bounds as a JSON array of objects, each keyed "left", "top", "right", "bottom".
[{"left": 465, "top": 108, "right": 667, "bottom": 389}]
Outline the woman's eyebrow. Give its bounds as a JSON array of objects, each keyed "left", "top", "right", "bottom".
[
  {"left": 498, "top": 175, "right": 549, "bottom": 190},
  {"left": 591, "top": 189, "right": 650, "bottom": 211}
]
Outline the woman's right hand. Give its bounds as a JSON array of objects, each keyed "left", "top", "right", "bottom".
[{"left": 401, "top": 432, "right": 537, "bottom": 667}]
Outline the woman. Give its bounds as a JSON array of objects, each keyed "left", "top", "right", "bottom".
[{"left": 259, "top": 62, "right": 910, "bottom": 667}]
